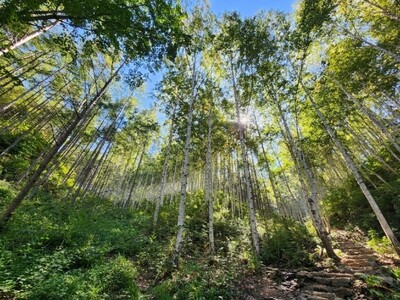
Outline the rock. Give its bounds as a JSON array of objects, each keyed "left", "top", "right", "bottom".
[
  {"left": 315, "top": 276, "right": 331, "bottom": 285},
  {"left": 334, "top": 287, "right": 353, "bottom": 298},
  {"left": 380, "top": 275, "right": 397, "bottom": 287},
  {"left": 331, "top": 277, "right": 352, "bottom": 287},
  {"left": 307, "top": 291, "right": 336, "bottom": 300}
]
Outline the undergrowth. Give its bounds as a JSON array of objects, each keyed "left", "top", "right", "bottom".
[
  {"left": 360, "top": 267, "right": 400, "bottom": 300},
  {"left": 0, "top": 184, "right": 318, "bottom": 299}
]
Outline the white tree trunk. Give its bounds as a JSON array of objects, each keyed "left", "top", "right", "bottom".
[
  {"left": 0, "top": 21, "right": 60, "bottom": 56},
  {"left": 172, "top": 56, "right": 198, "bottom": 266},
  {"left": 205, "top": 106, "right": 215, "bottom": 252},
  {"left": 272, "top": 89, "right": 339, "bottom": 260},
  {"left": 302, "top": 82, "right": 400, "bottom": 256},
  {"left": 154, "top": 106, "right": 176, "bottom": 226},
  {"left": 332, "top": 78, "right": 400, "bottom": 154},
  {"left": 231, "top": 60, "right": 260, "bottom": 255}
]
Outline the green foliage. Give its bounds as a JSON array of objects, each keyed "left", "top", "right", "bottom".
[
  {"left": 361, "top": 272, "right": 400, "bottom": 300},
  {"left": 0, "top": 129, "right": 48, "bottom": 181},
  {"left": 0, "top": 180, "right": 16, "bottom": 201},
  {"left": 260, "top": 217, "right": 316, "bottom": 268},
  {"left": 0, "top": 191, "right": 252, "bottom": 299},
  {"left": 323, "top": 150, "right": 400, "bottom": 239},
  {"left": 0, "top": 196, "right": 145, "bottom": 299},
  {"left": 149, "top": 257, "right": 239, "bottom": 300},
  {"left": 0, "top": 0, "right": 188, "bottom": 62},
  {"left": 367, "top": 230, "right": 396, "bottom": 255}
]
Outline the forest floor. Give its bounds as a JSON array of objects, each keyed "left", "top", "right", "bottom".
[
  {"left": 236, "top": 230, "right": 400, "bottom": 300},
  {"left": 1, "top": 195, "right": 399, "bottom": 299}
]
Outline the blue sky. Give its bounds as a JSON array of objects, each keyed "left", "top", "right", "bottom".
[{"left": 208, "top": 0, "right": 297, "bottom": 16}]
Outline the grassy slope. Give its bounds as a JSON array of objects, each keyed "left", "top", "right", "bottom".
[
  {"left": 1, "top": 181, "right": 399, "bottom": 299},
  {"left": 0, "top": 184, "right": 251, "bottom": 299},
  {"left": 0, "top": 182, "right": 319, "bottom": 299}
]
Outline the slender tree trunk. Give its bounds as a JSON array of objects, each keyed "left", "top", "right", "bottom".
[
  {"left": 0, "top": 57, "right": 44, "bottom": 90},
  {"left": 205, "top": 106, "right": 215, "bottom": 253},
  {"left": 114, "top": 148, "right": 135, "bottom": 201},
  {"left": 253, "top": 115, "right": 279, "bottom": 211},
  {"left": 0, "top": 52, "right": 46, "bottom": 81},
  {"left": 154, "top": 105, "right": 177, "bottom": 226},
  {"left": 362, "top": 0, "right": 400, "bottom": 21},
  {"left": 231, "top": 59, "right": 260, "bottom": 255},
  {"left": 0, "top": 62, "right": 123, "bottom": 229},
  {"left": 74, "top": 104, "right": 125, "bottom": 201},
  {"left": 0, "top": 65, "right": 66, "bottom": 113},
  {"left": 227, "top": 154, "right": 236, "bottom": 218},
  {"left": 341, "top": 26, "right": 400, "bottom": 62},
  {"left": 235, "top": 150, "right": 243, "bottom": 219},
  {"left": 331, "top": 77, "right": 400, "bottom": 154},
  {"left": 83, "top": 141, "right": 113, "bottom": 195},
  {"left": 169, "top": 159, "right": 179, "bottom": 204},
  {"left": 172, "top": 55, "right": 197, "bottom": 266},
  {"left": 302, "top": 81, "right": 400, "bottom": 256},
  {"left": 125, "top": 143, "right": 147, "bottom": 207},
  {"left": 270, "top": 87, "right": 339, "bottom": 260},
  {"left": 0, "top": 21, "right": 60, "bottom": 56},
  {"left": 345, "top": 123, "right": 397, "bottom": 173}
]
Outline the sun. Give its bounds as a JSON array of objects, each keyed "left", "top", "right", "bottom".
[{"left": 238, "top": 114, "right": 250, "bottom": 127}]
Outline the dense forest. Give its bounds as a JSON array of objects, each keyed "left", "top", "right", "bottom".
[{"left": 0, "top": 0, "right": 399, "bottom": 299}]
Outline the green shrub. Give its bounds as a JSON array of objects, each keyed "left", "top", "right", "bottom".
[
  {"left": 88, "top": 256, "right": 139, "bottom": 299},
  {"left": 323, "top": 151, "right": 400, "bottom": 237},
  {"left": 150, "top": 261, "right": 237, "bottom": 300},
  {"left": 151, "top": 282, "right": 174, "bottom": 300},
  {"left": 361, "top": 272, "right": 400, "bottom": 300},
  {"left": 0, "top": 196, "right": 145, "bottom": 299},
  {"left": 367, "top": 230, "right": 396, "bottom": 255},
  {"left": 0, "top": 180, "right": 15, "bottom": 203},
  {"left": 260, "top": 218, "right": 316, "bottom": 268}
]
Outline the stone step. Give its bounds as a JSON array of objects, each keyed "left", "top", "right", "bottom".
[
  {"left": 303, "top": 290, "right": 336, "bottom": 300},
  {"left": 341, "top": 257, "right": 374, "bottom": 263},
  {"left": 343, "top": 261, "right": 376, "bottom": 268},
  {"left": 351, "top": 270, "right": 375, "bottom": 275},
  {"left": 340, "top": 247, "right": 369, "bottom": 252},
  {"left": 338, "top": 242, "right": 365, "bottom": 247},
  {"left": 303, "top": 284, "right": 353, "bottom": 297},
  {"left": 342, "top": 249, "right": 375, "bottom": 255},
  {"left": 310, "top": 277, "right": 353, "bottom": 287},
  {"left": 298, "top": 271, "right": 353, "bottom": 279}
]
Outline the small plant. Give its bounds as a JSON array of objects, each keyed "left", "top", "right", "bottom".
[
  {"left": 0, "top": 180, "right": 16, "bottom": 204},
  {"left": 367, "top": 230, "right": 396, "bottom": 255},
  {"left": 358, "top": 271, "right": 400, "bottom": 300}
]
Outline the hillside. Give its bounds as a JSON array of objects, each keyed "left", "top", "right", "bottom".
[{"left": 0, "top": 0, "right": 400, "bottom": 299}]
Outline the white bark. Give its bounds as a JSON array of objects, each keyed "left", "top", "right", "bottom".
[
  {"left": 205, "top": 106, "right": 215, "bottom": 252},
  {"left": 172, "top": 56, "right": 198, "bottom": 266},
  {"left": 302, "top": 81, "right": 400, "bottom": 256},
  {"left": 153, "top": 106, "right": 176, "bottom": 226},
  {"left": 271, "top": 89, "right": 339, "bottom": 260},
  {"left": 0, "top": 21, "right": 60, "bottom": 57},
  {"left": 230, "top": 60, "right": 260, "bottom": 255}
]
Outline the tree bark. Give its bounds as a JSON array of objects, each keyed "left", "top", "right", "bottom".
[
  {"left": 270, "top": 87, "right": 339, "bottom": 260},
  {"left": 0, "top": 61, "right": 124, "bottom": 229},
  {"left": 231, "top": 59, "right": 260, "bottom": 255},
  {"left": 301, "top": 81, "right": 400, "bottom": 256},
  {"left": 172, "top": 55, "right": 198, "bottom": 266},
  {"left": 205, "top": 106, "right": 215, "bottom": 253},
  {"left": 0, "top": 21, "right": 60, "bottom": 56},
  {"left": 154, "top": 105, "right": 177, "bottom": 226}
]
